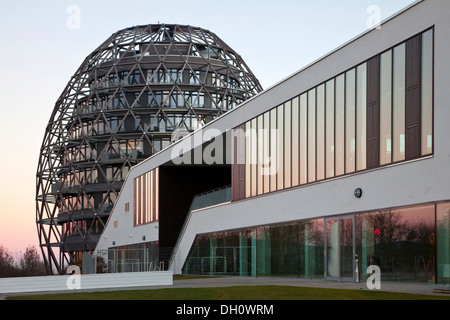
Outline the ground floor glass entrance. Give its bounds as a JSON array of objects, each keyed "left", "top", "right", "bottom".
[{"left": 182, "top": 201, "right": 450, "bottom": 284}]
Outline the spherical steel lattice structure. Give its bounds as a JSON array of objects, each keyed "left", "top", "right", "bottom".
[{"left": 36, "top": 24, "right": 263, "bottom": 274}]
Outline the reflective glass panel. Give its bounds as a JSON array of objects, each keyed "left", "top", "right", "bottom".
[
  {"left": 356, "top": 63, "right": 367, "bottom": 171},
  {"left": 380, "top": 50, "right": 392, "bottom": 165},
  {"left": 284, "top": 101, "right": 292, "bottom": 188},
  {"left": 316, "top": 84, "right": 325, "bottom": 181},
  {"left": 422, "top": 29, "right": 433, "bottom": 156},
  {"left": 300, "top": 93, "right": 308, "bottom": 185},
  {"left": 277, "top": 105, "right": 284, "bottom": 190},
  {"left": 326, "top": 80, "right": 335, "bottom": 178},
  {"left": 346, "top": 69, "right": 356, "bottom": 173},
  {"left": 308, "top": 89, "right": 316, "bottom": 183},
  {"left": 393, "top": 44, "right": 406, "bottom": 162},
  {"left": 335, "top": 74, "right": 345, "bottom": 176},
  {"left": 291, "top": 97, "right": 300, "bottom": 187}
]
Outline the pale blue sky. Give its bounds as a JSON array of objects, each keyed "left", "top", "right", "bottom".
[{"left": 0, "top": 0, "right": 417, "bottom": 256}]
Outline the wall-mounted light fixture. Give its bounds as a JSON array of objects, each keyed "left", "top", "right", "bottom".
[
  {"left": 142, "top": 236, "right": 146, "bottom": 241},
  {"left": 354, "top": 188, "right": 363, "bottom": 198}
]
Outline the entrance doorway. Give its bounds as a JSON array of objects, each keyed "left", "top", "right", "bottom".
[{"left": 325, "top": 215, "right": 355, "bottom": 281}]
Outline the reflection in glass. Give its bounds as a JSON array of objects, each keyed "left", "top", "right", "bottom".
[
  {"left": 340, "top": 218, "right": 353, "bottom": 278},
  {"left": 308, "top": 89, "right": 316, "bottom": 183},
  {"left": 393, "top": 44, "right": 406, "bottom": 162},
  {"left": 345, "top": 69, "right": 356, "bottom": 173},
  {"left": 270, "top": 108, "right": 278, "bottom": 192},
  {"left": 300, "top": 94, "right": 308, "bottom": 185},
  {"left": 326, "top": 220, "right": 339, "bottom": 277},
  {"left": 422, "top": 29, "right": 433, "bottom": 156},
  {"left": 335, "top": 74, "right": 345, "bottom": 176},
  {"left": 277, "top": 105, "right": 284, "bottom": 190},
  {"left": 316, "top": 85, "right": 325, "bottom": 181},
  {"left": 356, "top": 64, "right": 367, "bottom": 171},
  {"left": 284, "top": 101, "right": 292, "bottom": 189},
  {"left": 291, "top": 97, "right": 300, "bottom": 187},
  {"left": 326, "top": 80, "right": 335, "bottom": 178},
  {"left": 250, "top": 118, "right": 257, "bottom": 197},
  {"left": 380, "top": 50, "right": 392, "bottom": 165},
  {"left": 437, "top": 203, "right": 450, "bottom": 284},
  {"left": 257, "top": 114, "right": 264, "bottom": 195},
  {"left": 356, "top": 205, "right": 435, "bottom": 283},
  {"left": 263, "top": 112, "right": 270, "bottom": 194},
  {"left": 299, "top": 219, "right": 324, "bottom": 278}
]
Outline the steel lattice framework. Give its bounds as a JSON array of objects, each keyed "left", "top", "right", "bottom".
[{"left": 36, "top": 24, "right": 262, "bottom": 274}]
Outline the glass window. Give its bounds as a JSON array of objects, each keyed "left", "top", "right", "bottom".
[
  {"left": 437, "top": 203, "right": 450, "bottom": 284},
  {"left": 277, "top": 105, "right": 284, "bottom": 190},
  {"left": 393, "top": 43, "right": 406, "bottom": 162},
  {"left": 335, "top": 74, "right": 345, "bottom": 176},
  {"left": 299, "top": 93, "right": 308, "bottom": 185},
  {"left": 356, "top": 63, "right": 367, "bottom": 171},
  {"left": 316, "top": 84, "right": 325, "bottom": 181},
  {"left": 380, "top": 50, "right": 392, "bottom": 165},
  {"left": 422, "top": 29, "right": 433, "bottom": 156},
  {"left": 250, "top": 118, "right": 257, "bottom": 197},
  {"left": 270, "top": 108, "right": 278, "bottom": 192},
  {"left": 345, "top": 69, "right": 356, "bottom": 173},
  {"left": 356, "top": 204, "right": 435, "bottom": 283},
  {"left": 245, "top": 122, "right": 251, "bottom": 198},
  {"left": 326, "top": 80, "right": 335, "bottom": 178},
  {"left": 308, "top": 89, "right": 316, "bottom": 183},
  {"left": 291, "top": 97, "right": 300, "bottom": 187},
  {"left": 284, "top": 101, "right": 292, "bottom": 188},
  {"left": 263, "top": 112, "right": 270, "bottom": 194},
  {"left": 257, "top": 114, "right": 264, "bottom": 195}
]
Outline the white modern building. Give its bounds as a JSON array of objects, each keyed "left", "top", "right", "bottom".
[{"left": 95, "top": 0, "right": 450, "bottom": 285}]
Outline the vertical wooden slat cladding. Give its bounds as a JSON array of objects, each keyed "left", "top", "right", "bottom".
[
  {"left": 366, "top": 55, "right": 380, "bottom": 169},
  {"left": 232, "top": 124, "right": 246, "bottom": 201},
  {"left": 405, "top": 35, "right": 422, "bottom": 159}
]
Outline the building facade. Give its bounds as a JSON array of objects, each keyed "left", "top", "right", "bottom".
[{"left": 95, "top": 0, "right": 450, "bottom": 285}]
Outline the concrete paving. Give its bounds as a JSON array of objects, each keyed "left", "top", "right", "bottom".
[{"left": 1, "top": 276, "right": 449, "bottom": 299}]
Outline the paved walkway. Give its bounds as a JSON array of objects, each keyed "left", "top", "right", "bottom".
[{"left": 1, "top": 276, "right": 449, "bottom": 299}]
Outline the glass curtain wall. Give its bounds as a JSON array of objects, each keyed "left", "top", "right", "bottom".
[
  {"left": 241, "top": 28, "right": 433, "bottom": 199},
  {"left": 183, "top": 201, "right": 449, "bottom": 284}
]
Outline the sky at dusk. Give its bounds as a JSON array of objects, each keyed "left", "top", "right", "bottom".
[{"left": 0, "top": 0, "right": 416, "bottom": 259}]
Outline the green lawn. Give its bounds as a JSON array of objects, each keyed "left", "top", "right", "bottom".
[{"left": 6, "top": 285, "right": 450, "bottom": 300}]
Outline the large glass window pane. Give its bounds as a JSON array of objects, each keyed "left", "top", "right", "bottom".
[
  {"left": 380, "top": 50, "right": 392, "bottom": 165},
  {"left": 326, "top": 80, "right": 335, "bottom": 178},
  {"left": 335, "top": 74, "right": 345, "bottom": 176},
  {"left": 270, "top": 108, "right": 278, "bottom": 192},
  {"left": 437, "top": 203, "right": 450, "bottom": 284},
  {"left": 346, "top": 69, "right": 356, "bottom": 173},
  {"left": 422, "top": 29, "right": 433, "bottom": 156},
  {"left": 356, "top": 63, "right": 367, "bottom": 171},
  {"left": 250, "top": 118, "right": 257, "bottom": 197},
  {"left": 277, "top": 105, "right": 284, "bottom": 190},
  {"left": 263, "top": 112, "right": 270, "bottom": 194},
  {"left": 393, "top": 44, "right": 406, "bottom": 162},
  {"left": 299, "top": 219, "right": 324, "bottom": 279},
  {"left": 300, "top": 93, "right": 308, "bottom": 184},
  {"left": 356, "top": 204, "right": 435, "bottom": 283},
  {"left": 291, "top": 97, "right": 300, "bottom": 187},
  {"left": 316, "top": 85, "right": 325, "bottom": 181},
  {"left": 284, "top": 101, "right": 292, "bottom": 189},
  {"left": 308, "top": 89, "right": 316, "bottom": 183},
  {"left": 257, "top": 114, "right": 264, "bottom": 195}
]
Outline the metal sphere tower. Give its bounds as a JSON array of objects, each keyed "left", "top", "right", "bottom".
[{"left": 36, "top": 24, "right": 263, "bottom": 274}]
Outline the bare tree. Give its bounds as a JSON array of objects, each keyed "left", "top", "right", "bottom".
[
  {"left": 18, "top": 246, "right": 47, "bottom": 277},
  {"left": 0, "top": 245, "right": 17, "bottom": 277}
]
